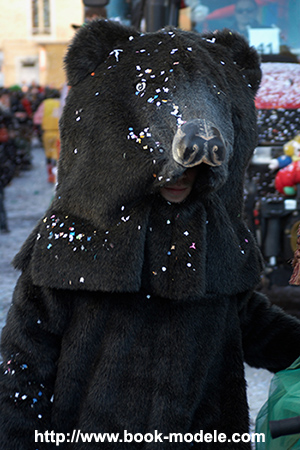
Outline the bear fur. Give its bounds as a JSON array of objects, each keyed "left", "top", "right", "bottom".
[{"left": 1, "top": 20, "right": 300, "bottom": 449}]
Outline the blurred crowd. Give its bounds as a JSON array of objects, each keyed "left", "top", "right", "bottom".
[{"left": 0, "top": 83, "right": 62, "bottom": 232}]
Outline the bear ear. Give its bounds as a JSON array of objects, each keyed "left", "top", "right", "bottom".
[
  {"left": 202, "top": 29, "right": 262, "bottom": 94},
  {"left": 64, "top": 19, "right": 139, "bottom": 86}
]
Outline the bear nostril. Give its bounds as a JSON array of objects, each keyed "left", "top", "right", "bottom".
[
  {"left": 208, "top": 139, "right": 226, "bottom": 166},
  {"left": 182, "top": 143, "right": 201, "bottom": 165}
]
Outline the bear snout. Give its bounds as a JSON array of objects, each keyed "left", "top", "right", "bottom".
[{"left": 172, "top": 119, "right": 227, "bottom": 168}]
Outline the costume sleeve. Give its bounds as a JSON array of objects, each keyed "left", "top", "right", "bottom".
[
  {"left": 0, "top": 268, "right": 72, "bottom": 449},
  {"left": 239, "top": 290, "right": 300, "bottom": 373}
]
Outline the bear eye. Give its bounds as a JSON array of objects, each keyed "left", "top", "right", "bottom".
[{"left": 136, "top": 81, "right": 147, "bottom": 93}]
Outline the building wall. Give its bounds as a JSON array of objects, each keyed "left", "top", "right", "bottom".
[
  {"left": 43, "top": 43, "right": 69, "bottom": 88},
  {"left": 0, "top": 0, "right": 84, "bottom": 88}
]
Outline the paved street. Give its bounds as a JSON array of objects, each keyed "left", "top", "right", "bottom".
[
  {"left": 0, "top": 142, "right": 273, "bottom": 437},
  {"left": 0, "top": 142, "right": 54, "bottom": 326}
]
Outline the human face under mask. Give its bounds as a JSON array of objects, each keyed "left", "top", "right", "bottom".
[{"left": 160, "top": 167, "right": 198, "bottom": 203}]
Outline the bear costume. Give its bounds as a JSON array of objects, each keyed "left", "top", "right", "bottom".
[{"left": 1, "top": 20, "right": 300, "bottom": 449}]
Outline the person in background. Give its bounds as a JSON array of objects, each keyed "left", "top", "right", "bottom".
[
  {"left": 0, "top": 93, "right": 13, "bottom": 233},
  {"left": 184, "top": 0, "right": 209, "bottom": 32},
  {"left": 33, "top": 89, "right": 60, "bottom": 184},
  {"left": 85, "top": 6, "right": 107, "bottom": 21},
  {"left": 230, "top": 0, "right": 260, "bottom": 39},
  {"left": 186, "top": 0, "right": 260, "bottom": 38}
]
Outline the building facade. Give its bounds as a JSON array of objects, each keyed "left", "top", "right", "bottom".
[{"left": 0, "top": 0, "right": 84, "bottom": 88}]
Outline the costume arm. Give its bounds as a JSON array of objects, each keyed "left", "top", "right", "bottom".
[
  {"left": 0, "top": 268, "right": 72, "bottom": 448},
  {"left": 239, "top": 290, "right": 300, "bottom": 373}
]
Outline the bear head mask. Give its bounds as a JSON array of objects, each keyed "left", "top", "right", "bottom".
[{"left": 15, "top": 20, "right": 264, "bottom": 300}]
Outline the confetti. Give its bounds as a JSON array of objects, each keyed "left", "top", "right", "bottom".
[{"left": 109, "top": 49, "right": 123, "bottom": 62}]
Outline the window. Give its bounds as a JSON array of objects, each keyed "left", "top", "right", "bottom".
[{"left": 32, "top": 0, "right": 51, "bottom": 35}]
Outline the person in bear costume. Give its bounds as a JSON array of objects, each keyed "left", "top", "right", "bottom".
[{"left": 1, "top": 20, "right": 300, "bottom": 449}]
